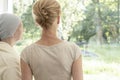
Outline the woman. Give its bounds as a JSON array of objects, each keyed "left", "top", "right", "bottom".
[
  {"left": 0, "top": 13, "right": 23, "bottom": 80},
  {"left": 21, "top": 0, "right": 83, "bottom": 80}
]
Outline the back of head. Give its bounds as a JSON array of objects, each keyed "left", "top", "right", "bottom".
[
  {"left": 32, "top": 0, "right": 61, "bottom": 29},
  {"left": 0, "top": 13, "right": 21, "bottom": 40}
]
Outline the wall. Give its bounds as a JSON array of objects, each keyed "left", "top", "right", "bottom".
[{"left": 0, "top": 0, "right": 13, "bottom": 13}]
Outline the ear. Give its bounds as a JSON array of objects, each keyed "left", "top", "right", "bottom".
[{"left": 57, "top": 16, "right": 60, "bottom": 24}]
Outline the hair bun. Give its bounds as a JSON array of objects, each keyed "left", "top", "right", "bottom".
[
  {"left": 41, "top": 8, "right": 49, "bottom": 19},
  {"left": 33, "top": 0, "right": 61, "bottom": 29}
]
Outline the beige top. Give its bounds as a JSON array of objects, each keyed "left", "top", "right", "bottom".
[
  {"left": 21, "top": 41, "right": 81, "bottom": 80},
  {"left": 0, "top": 42, "right": 21, "bottom": 80}
]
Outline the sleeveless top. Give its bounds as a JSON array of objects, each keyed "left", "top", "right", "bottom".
[{"left": 21, "top": 41, "right": 81, "bottom": 80}]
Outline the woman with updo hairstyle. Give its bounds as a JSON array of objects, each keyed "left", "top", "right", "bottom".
[
  {"left": 0, "top": 13, "right": 23, "bottom": 80},
  {"left": 21, "top": 0, "right": 83, "bottom": 80}
]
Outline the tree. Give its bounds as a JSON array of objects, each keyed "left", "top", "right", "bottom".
[
  {"left": 13, "top": 0, "right": 120, "bottom": 44},
  {"left": 21, "top": 5, "right": 40, "bottom": 39}
]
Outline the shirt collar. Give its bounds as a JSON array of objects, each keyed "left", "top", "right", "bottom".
[{"left": 0, "top": 42, "right": 17, "bottom": 55}]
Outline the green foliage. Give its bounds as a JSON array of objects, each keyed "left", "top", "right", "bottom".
[
  {"left": 71, "top": 0, "right": 120, "bottom": 43},
  {"left": 71, "top": 3, "right": 96, "bottom": 42},
  {"left": 21, "top": 5, "right": 40, "bottom": 39},
  {"left": 18, "top": 5, "right": 40, "bottom": 39},
  {"left": 21, "top": 5, "right": 34, "bottom": 32},
  {"left": 13, "top": 0, "right": 40, "bottom": 40},
  {"left": 13, "top": 0, "right": 120, "bottom": 44}
]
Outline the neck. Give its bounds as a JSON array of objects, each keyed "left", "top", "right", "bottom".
[
  {"left": 37, "top": 27, "right": 62, "bottom": 45},
  {"left": 41, "top": 28, "right": 58, "bottom": 41}
]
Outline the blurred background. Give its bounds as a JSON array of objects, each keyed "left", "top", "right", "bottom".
[{"left": 0, "top": 0, "right": 120, "bottom": 80}]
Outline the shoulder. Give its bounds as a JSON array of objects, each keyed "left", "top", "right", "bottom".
[
  {"left": 21, "top": 43, "right": 36, "bottom": 59},
  {"left": 64, "top": 41, "right": 79, "bottom": 49},
  {"left": 22, "top": 43, "right": 35, "bottom": 53},
  {"left": 65, "top": 41, "right": 82, "bottom": 60},
  {"left": 20, "top": 43, "right": 36, "bottom": 63},
  {"left": 63, "top": 41, "right": 81, "bottom": 54}
]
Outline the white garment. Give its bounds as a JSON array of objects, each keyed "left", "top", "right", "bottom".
[
  {"left": 0, "top": 42, "right": 21, "bottom": 80},
  {"left": 21, "top": 41, "right": 81, "bottom": 80}
]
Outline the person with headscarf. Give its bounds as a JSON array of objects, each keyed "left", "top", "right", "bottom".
[{"left": 0, "top": 13, "right": 23, "bottom": 80}]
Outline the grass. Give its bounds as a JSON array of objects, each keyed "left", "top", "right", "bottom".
[
  {"left": 15, "top": 42, "right": 120, "bottom": 80},
  {"left": 83, "top": 59, "right": 120, "bottom": 75},
  {"left": 82, "top": 44, "right": 120, "bottom": 80}
]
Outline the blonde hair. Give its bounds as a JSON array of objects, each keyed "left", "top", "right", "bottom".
[{"left": 32, "top": 0, "right": 61, "bottom": 29}]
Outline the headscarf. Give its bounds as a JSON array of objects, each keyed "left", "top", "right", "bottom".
[{"left": 0, "top": 13, "right": 21, "bottom": 40}]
